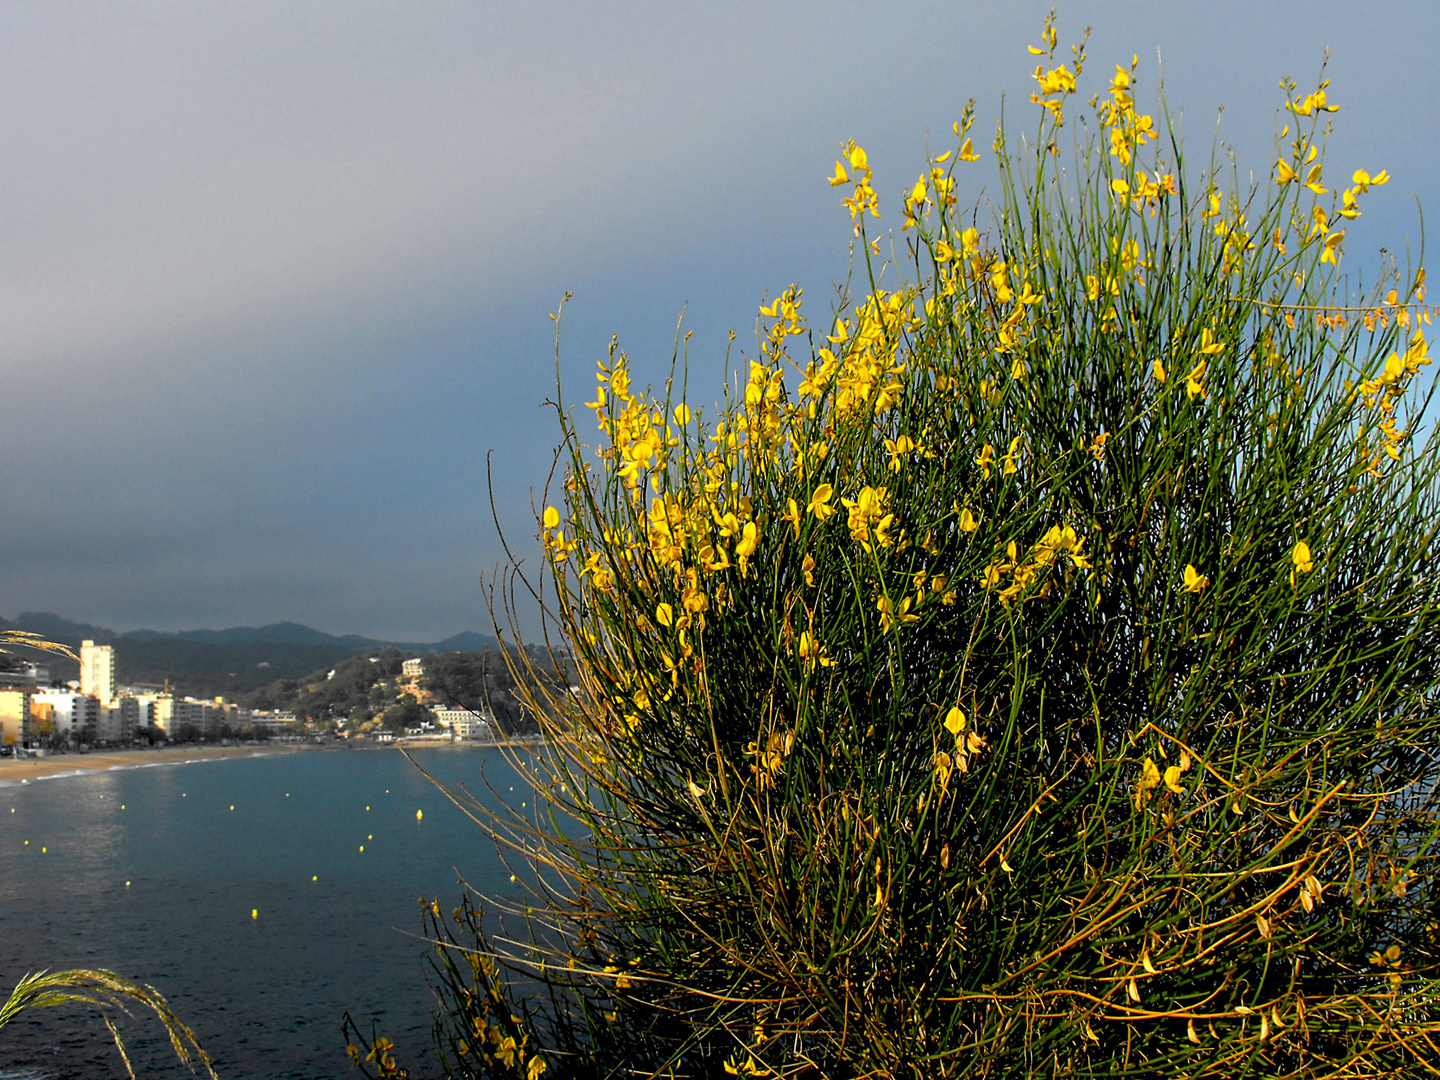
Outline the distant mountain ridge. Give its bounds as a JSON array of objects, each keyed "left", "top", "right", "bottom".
[
  {"left": 4, "top": 612, "right": 493, "bottom": 654},
  {"left": 0, "top": 612, "right": 497, "bottom": 698}
]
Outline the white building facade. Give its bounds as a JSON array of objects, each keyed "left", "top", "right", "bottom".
[
  {"left": 79, "top": 640, "right": 116, "bottom": 706},
  {"left": 31, "top": 691, "right": 100, "bottom": 744},
  {"left": 432, "top": 707, "right": 493, "bottom": 740}
]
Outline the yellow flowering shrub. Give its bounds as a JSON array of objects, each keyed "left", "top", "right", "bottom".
[{"left": 356, "top": 18, "right": 1440, "bottom": 1080}]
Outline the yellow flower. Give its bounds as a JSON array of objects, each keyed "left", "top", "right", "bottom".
[
  {"left": 1184, "top": 360, "right": 1207, "bottom": 401},
  {"left": 827, "top": 160, "right": 849, "bottom": 187},
  {"left": 796, "top": 630, "right": 834, "bottom": 670},
  {"left": 1152, "top": 357, "right": 1167, "bottom": 383},
  {"left": 884, "top": 434, "right": 916, "bottom": 472},
  {"left": 843, "top": 486, "right": 895, "bottom": 552},
  {"left": 1001, "top": 436, "right": 1022, "bottom": 475},
  {"left": 543, "top": 506, "right": 560, "bottom": 530},
  {"left": 1275, "top": 158, "right": 1296, "bottom": 185},
  {"left": 1320, "top": 229, "right": 1345, "bottom": 265},
  {"left": 959, "top": 137, "right": 978, "bottom": 162},
  {"left": 1351, "top": 168, "right": 1389, "bottom": 191},
  {"left": 1182, "top": 564, "right": 1209, "bottom": 593},
  {"left": 782, "top": 497, "right": 801, "bottom": 540},
  {"left": 944, "top": 706, "right": 966, "bottom": 736},
  {"left": 1033, "top": 63, "right": 1076, "bottom": 97},
  {"left": 876, "top": 594, "right": 917, "bottom": 633},
  {"left": 959, "top": 507, "right": 979, "bottom": 533},
  {"left": 1137, "top": 757, "right": 1161, "bottom": 797},
  {"left": 655, "top": 603, "right": 674, "bottom": 628},
  {"left": 807, "top": 483, "right": 837, "bottom": 521},
  {"left": 801, "top": 553, "right": 816, "bottom": 587},
  {"left": 1163, "top": 761, "right": 1188, "bottom": 795},
  {"left": 735, "top": 521, "right": 759, "bottom": 573},
  {"left": 1292, "top": 540, "right": 1314, "bottom": 574},
  {"left": 933, "top": 750, "right": 953, "bottom": 791}
]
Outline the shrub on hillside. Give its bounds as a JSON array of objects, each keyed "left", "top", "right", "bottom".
[{"left": 355, "top": 20, "right": 1440, "bottom": 1080}]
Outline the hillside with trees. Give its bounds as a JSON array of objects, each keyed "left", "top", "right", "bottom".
[{"left": 240, "top": 645, "right": 569, "bottom": 735}]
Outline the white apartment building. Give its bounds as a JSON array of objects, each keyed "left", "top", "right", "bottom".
[
  {"left": 150, "top": 696, "right": 264, "bottom": 739},
  {"left": 153, "top": 696, "right": 209, "bottom": 738},
  {"left": 32, "top": 691, "right": 100, "bottom": 744},
  {"left": 432, "top": 707, "right": 493, "bottom": 740},
  {"left": 247, "top": 710, "right": 299, "bottom": 735},
  {"left": 79, "top": 640, "right": 116, "bottom": 706}
]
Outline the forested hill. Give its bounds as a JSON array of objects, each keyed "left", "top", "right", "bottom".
[
  {"left": 242, "top": 646, "right": 571, "bottom": 734},
  {"left": 0, "top": 612, "right": 497, "bottom": 699}
]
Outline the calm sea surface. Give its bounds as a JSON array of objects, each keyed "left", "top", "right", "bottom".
[{"left": 0, "top": 746, "right": 530, "bottom": 1079}]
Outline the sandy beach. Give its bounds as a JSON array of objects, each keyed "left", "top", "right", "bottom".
[{"left": 0, "top": 743, "right": 309, "bottom": 783}]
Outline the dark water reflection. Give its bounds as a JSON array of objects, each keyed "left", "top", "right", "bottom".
[{"left": 0, "top": 746, "right": 526, "bottom": 1079}]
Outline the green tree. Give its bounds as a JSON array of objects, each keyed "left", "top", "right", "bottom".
[{"left": 382, "top": 699, "right": 433, "bottom": 732}]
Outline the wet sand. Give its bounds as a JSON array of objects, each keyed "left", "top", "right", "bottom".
[{"left": 0, "top": 743, "right": 309, "bottom": 783}]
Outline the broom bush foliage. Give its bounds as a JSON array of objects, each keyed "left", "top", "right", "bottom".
[{"left": 356, "top": 18, "right": 1440, "bottom": 1079}]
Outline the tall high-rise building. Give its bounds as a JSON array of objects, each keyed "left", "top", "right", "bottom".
[{"left": 79, "top": 639, "right": 116, "bottom": 706}]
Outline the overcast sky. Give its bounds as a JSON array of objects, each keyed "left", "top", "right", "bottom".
[{"left": 2, "top": 1, "right": 1435, "bottom": 641}]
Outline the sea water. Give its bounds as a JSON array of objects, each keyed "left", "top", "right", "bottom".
[{"left": 0, "top": 746, "right": 529, "bottom": 1079}]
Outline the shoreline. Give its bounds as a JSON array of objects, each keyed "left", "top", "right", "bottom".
[
  {"left": 0, "top": 743, "right": 310, "bottom": 785},
  {"left": 395, "top": 736, "right": 544, "bottom": 750}
]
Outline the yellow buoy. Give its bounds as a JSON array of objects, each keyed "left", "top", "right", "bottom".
[
  {"left": 312, "top": 875, "right": 318, "bottom": 881},
  {"left": 252, "top": 909, "right": 258, "bottom": 919},
  {"left": 416, "top": 809, "right": 423, "bottom": 821},
  {"left": 125, "top": 881, "right": 131, "bottom": 887},
  {"left": 359, "top": 845, "right": 365, "bottom": 852}
]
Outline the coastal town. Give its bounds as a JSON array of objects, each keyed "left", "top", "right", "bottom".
[{"left": 0, "top": 643, "right": 495, "bottom": 753}]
